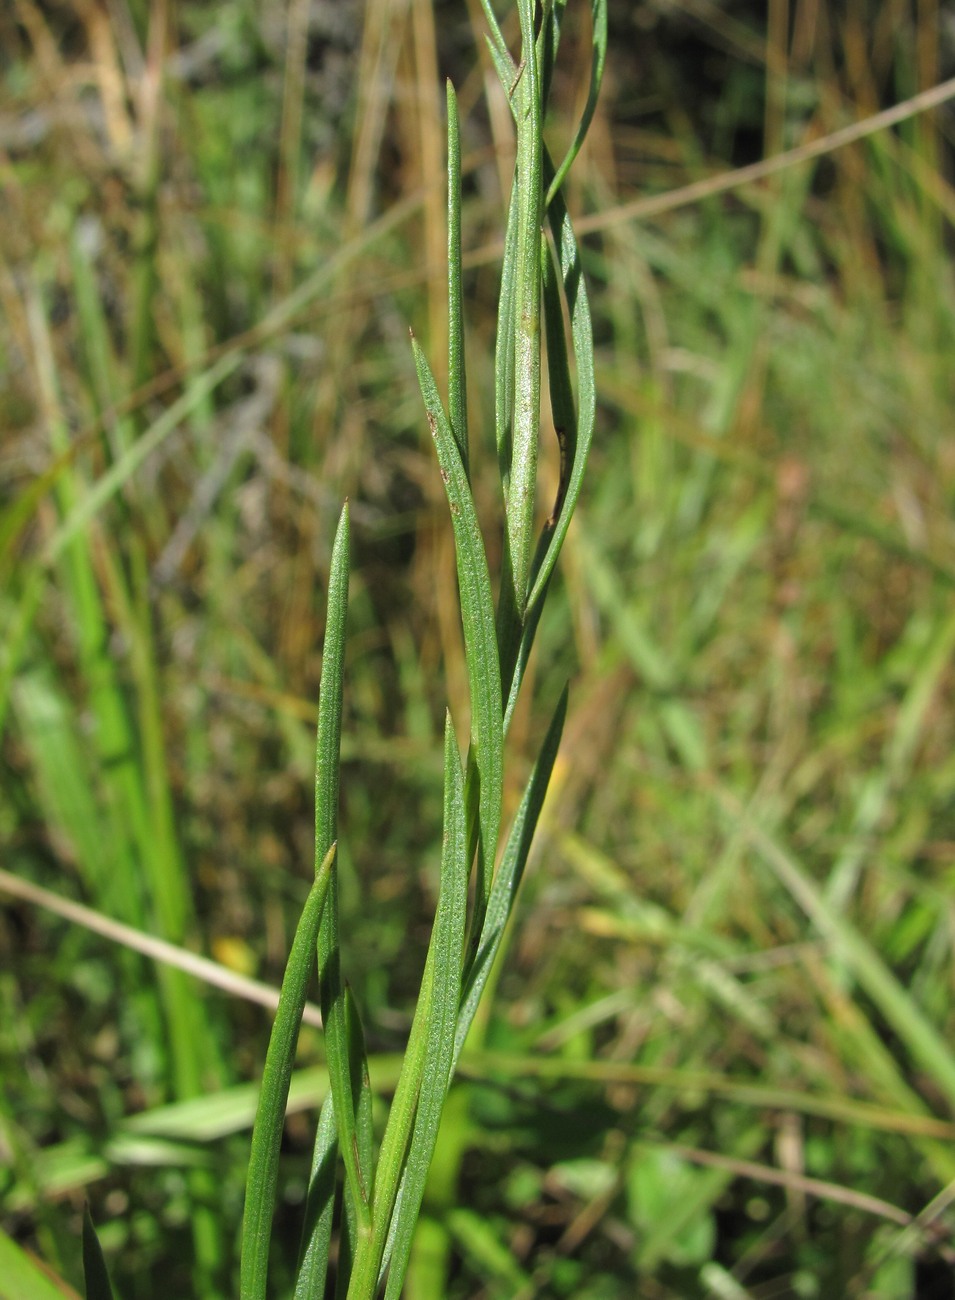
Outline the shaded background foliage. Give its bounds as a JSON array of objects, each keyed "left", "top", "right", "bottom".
[{"left": 2, "top": 1, "right": 955, "bottom": 1296}]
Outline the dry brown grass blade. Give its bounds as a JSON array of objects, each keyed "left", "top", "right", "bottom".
[
  {"left": 575, "top": 74, "right": 955, "bottom": 235},
  {"left": 0, "top": 868, "right": 323, "bottom": 1029},
  {"left": 667, "top": 1142, "right": 913, "bottom": 1230}
]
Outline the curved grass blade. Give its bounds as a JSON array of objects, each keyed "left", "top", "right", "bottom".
[
  {"left": 294, "top": 1095, "right": 338, "bottom": 1300},
  {"left": 82, "top": 1206, "right": 115, "bottom": 1300},
  {"left": 383, "top": 714, "right": 468, "bottom": 1299},
  {"left": 545, "top": 0, "right": 607, "bottom": 207},
  {"left": 447, "top": 81, "right": 468, "bottom": 478},
  {"left": 455, "top": 686, "right": 568, "bottom": 1068},
  {"left": 240, "top": 844, "right": 336, "bottom": 1300},
  {"left": 412, "top": 338, "right": 503, "bottom": 910},
  {"left": 524, "top": 159, "right": 596, "bottom": 618},
  {"left": 311, "top": 504, "right": 371, "bottom": 1231}
]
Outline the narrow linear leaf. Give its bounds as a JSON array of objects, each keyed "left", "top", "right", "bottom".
[
  {"left": 0, "top": 1226, "right": 75, "bottom": 1300},
  {"left": 240, "top": 844, "right": 336, "bottom": 1300},
  {"left": 539, "top": 0, "right": 569, "bottom": 106},
  {"left": 383, "top": 715, "right": 469, "bottom": 1299},
  {"left": 82, "top": 1207, "right": 114, "bottom": 1300},
  {"left": 524, "top": 153, "right": 596, "bottom": 617},
  {"left": 455, "top": 686, "right": 568, "bottom": 1067},
  {"left": 294, "top": 1097, "right": 338, "bottom": 1300},
  {"left": 493, "top": 180, "right": 524, "bottom": 701},
  {"left": 312, "top": 504, "right": 370, "bottom": 1229},
  {"left": 507, "top": 0, "right": 544, "bottom": 615},
  {"left": 412, "top": 339, "right": 503, "bottom": 909},
  {"left": 346, "top": 984, "right": 375, "bottom": 1218},
  {"left": 315, "top": 503, "right": 349, "bottom": 862},
  {"left": 494, "top": 180, "right": 519, "bottom": 485},
  {"left": 500, "top": 230, "right": 576, "bottom": 721},
  {"left": 478, "top": 0, "right": 512, "bottom": 68},
  {"left": 545, "top": 0, "right": 607, "bottom": 206},
  {"left": 446, "top": 81, "right": 468, "bottom": 477},
  {"left": 335, "top": 987, "right": 374, "bottom": 1298},
  {"left": 348, "top": 970, "right": 431, "bottom": 1299}
]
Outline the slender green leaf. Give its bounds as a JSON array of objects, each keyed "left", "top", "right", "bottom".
[
  {"left": 455, "top": 686, "right": 568, "bottom": 1067},
  {"left": 500, "top": 229, "right": 576, "bottom": 720},
  {"left": 312, "top": 504, "right": 370, "bottom": 1230},
  {"left": 0, "top": 1227, "right": 76, "bottom": 1300},
  {"left": 545, "top": 0, "right": 608, "bottom": 206},
  {"left": 294, "top": 1097, "right": 338, "bottom": 1300},
  {"left": 347, "top": 978, "right": 430, "bottom": 1300},
  {"left": 240, "top": 844, "right": 335, "bottom": 1300},
  {"left": 539, "top": 0, "right": 569, "bottom": 107},
  {"left": 446, "top": 81, "right": 468, "bottom": 478},
  {"left": 383, "top": 715, "right": 469, "bottom": 1299},
  {"left": 494, "top": 181, "right": 519, "bottom": 486},
  {"left": 348, "top": 717, "right": 468, "bottom": 1298},
  {"left": 524, "top": 156, "right": 596, "bottom": 616},
  {"left": 336, "top": 991, "right": 374, "bottom": 1300},
  {"left": 478, "top": 0, "right": 512, "bottom": 68},
  {"left": 412, "top": 340, "right": 503, "bottom": 909},
  {"left": 507, "top": 0, "right": 544, "bottom": 616},
  {"left": 345, "top": 983, "right": 375, "bottom": 1218},
  {"left": 81, "top": 1208, "right": 114, "bottom": 1300}
]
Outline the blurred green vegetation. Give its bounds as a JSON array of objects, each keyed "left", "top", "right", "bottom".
[{"left": 2, "top": 1, "right": 955, "bottom": 1296}]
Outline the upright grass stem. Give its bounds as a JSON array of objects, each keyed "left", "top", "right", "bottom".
[
  {"left": 269, "top": 5, "right": 598, "bottom": 1295},
  {"left": 80, "top": 4, "right": 602, "bottom": 1295}
]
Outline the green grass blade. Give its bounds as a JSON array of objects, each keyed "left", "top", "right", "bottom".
[
  {"left": 0, "top": 1226, "right": 74, "bottom": 1300},
  {"left": 81, "top": 1207, "right": 114, "bottom": 1300},
  {"left": 294, "top": 1096, "right": 338, "bottom": 1300},
  {"left": 455, "top": 686, "right": 567, "bottom": 1067},
  {"left": 240, "top": 844, "right": 335, "bottom": 1300},
  {"left": 412, "top": 339, "right": 503, "bottom": 910},
  {"left": 41, "top": 352, "right": 241, "bottom": 566},
  {"left": 312, "top": 504, "right": 371, "bottom": 1231},
  {"left": 69, "top": 234, "right": 134, "bottom": 460},
  {"left": 735, "top": 800, "right": 955, "bottom": 1114},
  {"left": 446, "top": 81, "right": 468, "bottom": 478},
  {"left": 382, "top": 714, "right": 468, "bottom": 1299},
  {"left": 545, "top": 0, "right": 607, "bottom": 207}
]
